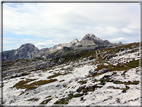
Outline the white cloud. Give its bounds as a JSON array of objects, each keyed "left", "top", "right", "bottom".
[
  {"left": 105, "top": 26, "right": 118, "bottom": 34},
  {"left": 122, "top": 28, "right": 132, "bottom": 33},
  {"left": 35, "top": 40, "right": 62, "bottom": 49},
  {"left": 109, "top": 37, "right": 127, "bottom": 42},
  {"left": 3, "top": 3, "right": 140, "bottom": 51}
]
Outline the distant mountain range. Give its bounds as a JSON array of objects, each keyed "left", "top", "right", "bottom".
[{"left": 2, "top": 33, "right": 123, "bottom": 61}]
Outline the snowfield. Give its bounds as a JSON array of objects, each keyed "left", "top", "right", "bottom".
[{"left": 2, "top": 46, "right": 141, "bottom": 106}]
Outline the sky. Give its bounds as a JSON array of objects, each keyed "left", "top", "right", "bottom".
[{"left": 3, "top": 2, "right": 140, "bottom": 51}]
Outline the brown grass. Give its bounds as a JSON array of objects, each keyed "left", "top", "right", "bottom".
[{"left": 13, "top": 79, "right": 57, "bottom": 91}]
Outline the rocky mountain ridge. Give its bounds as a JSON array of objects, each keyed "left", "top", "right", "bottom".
[{"left": 2, "top": 33, "right": 123, "bottom": 61}]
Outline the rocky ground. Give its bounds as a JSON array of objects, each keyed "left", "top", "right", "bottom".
[{"left": 1, "top": 42, "right": 141, "bottom": 106}]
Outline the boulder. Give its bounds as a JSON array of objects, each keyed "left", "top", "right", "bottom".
[
  {"left": 89, "top": 70, "right": 97, "bottom": 75},
  {"left": 98, "top": 68, "right": 108, "bottom": 73}
]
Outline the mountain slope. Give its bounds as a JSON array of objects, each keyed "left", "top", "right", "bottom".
[{"left": 2, "top": 42, "right": 140, "bottom": 106}]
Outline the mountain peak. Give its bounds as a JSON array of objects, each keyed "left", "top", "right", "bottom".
[
  {"left": 82, "top": 33, "right": 96, "bottom": 40},
  {"left": 19, "top": 43, "right": 35, "bottom": 49},
  {"left": 70, "top": 39, "right": 79, "bottom": 43}
]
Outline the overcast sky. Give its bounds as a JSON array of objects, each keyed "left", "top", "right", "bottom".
[{"left": 3, "top": 3, "right": 140, "bottom": 51}]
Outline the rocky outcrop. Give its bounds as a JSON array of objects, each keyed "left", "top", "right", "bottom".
[
  {"left": 47, "top": 39, "right": 79, "bottom": 53},
  {"left": 2, "top": 43, "right": 39, "bottom": 61},
  {"left": 78, "top": 33, "right": 112, "bottom": 46},
  {"left": 14, "top": 43, "right": 39, "bottom": 59},
  {"left": 89, "top": 68, "right": 108, "bottom": 76}
]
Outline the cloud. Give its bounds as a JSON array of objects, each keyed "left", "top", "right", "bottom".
[
  {"left": 35, "top": 40, "right": 62, "bottom": 49},
  {"left": 122, "top": 28, "right": 132, "bottom": 33},
  {"left": 109, "top": 37, "right": 127, "bottom": 42},
  {"left": 3, "top": 3, "right": 140, "bottom": 51}
]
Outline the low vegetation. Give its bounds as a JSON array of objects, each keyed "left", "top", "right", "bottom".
[
  {"left": 54, "top": 93, "right": 84, "bottom": 104},
  {"left": 77, "top": 85, "right": 102, "bottom": 94},
  {"left": 10, "top": 72, "right": 31, "bottom": 79},
  {"left": 48, "top": 72, "right": 71, "bottom": 79},
  {"left": 59, "top": 79, "right": 65, "bottom": 82},
  {"left": 95, "top": 64, "right": 109, "bottom": 71},
  {"left": 27, "top": 98, "right": 39, "bottom": 101},
  {"left": 40, "top": 98, "right": 52, "bottom": 105},
  {"left": 126, "top": 59, "right": 139, "bottom": 68},
  {"left": 13, "top": 79, "right": 57, "bottom": 91},
  {"left": 13, "top": 79, "right": 36, "bottom": 89},
  {"left": 113, "top": 80, "right": 139, "bottom": 85},
  {"left": 107, "top": 85, "right": 130, "bottom": 93},
  {"left": 78, "top": 80, "right": 87, "bottom": 85}
]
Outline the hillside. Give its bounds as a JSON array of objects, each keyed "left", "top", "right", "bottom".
[{"left": 1, "top": 41, "right": 141, "bottom": 106}]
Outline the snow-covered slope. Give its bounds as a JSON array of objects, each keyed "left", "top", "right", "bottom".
[{"left": 2, "top": 44, "right": 141, "bottom": 106}]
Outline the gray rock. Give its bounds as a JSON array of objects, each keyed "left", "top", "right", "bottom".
[
  {"left": 89, "top": 70, "right": 97, "bottom": 75},
  {"left": 98, "top": 68, "right": 108, "bottom": 73},
  {"left": 36, "top": 62, "right": 47, "bottom": 70}
]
